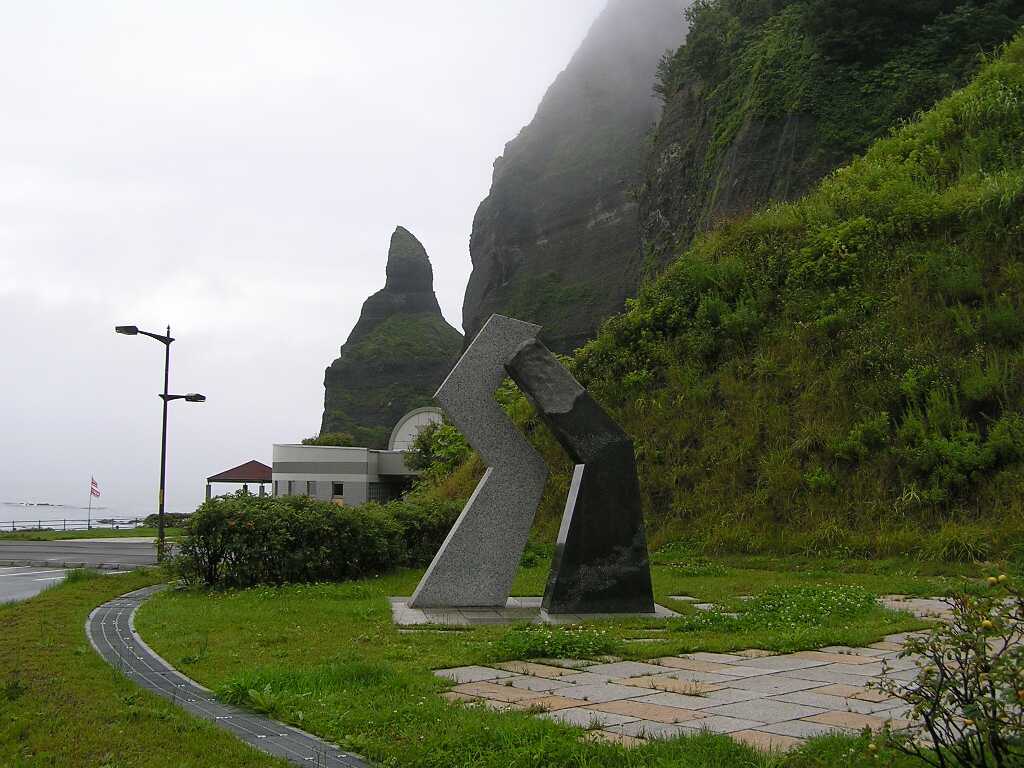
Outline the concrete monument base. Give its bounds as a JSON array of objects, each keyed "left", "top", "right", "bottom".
[{"left": 390, "top": 597, "right": 678, "bottom": 627}]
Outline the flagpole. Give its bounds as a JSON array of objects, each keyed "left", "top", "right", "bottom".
[{"left": 87, "top": 480, "right": 92, "bottom": 530}]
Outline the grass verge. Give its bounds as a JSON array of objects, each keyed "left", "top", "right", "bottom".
[
  {"left": 0, "top": 527, "right": 180, "bottom": 541},
  {"left": 134, "top": 557, "right": 959, "bottom": 768},
  {"left": 0, "top": 569, "right": 288, "bottom": 768}
]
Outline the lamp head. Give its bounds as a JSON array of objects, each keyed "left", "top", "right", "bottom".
[
  {"left": 184, "top": 393, "right": 206, "bottom": 403},
  {"left": 115, "top": 325, "right": 139, "bottom": 335}
]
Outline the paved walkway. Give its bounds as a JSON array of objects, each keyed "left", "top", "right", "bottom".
[
  {"left": 87, "top": 586, "right": 368, "bottom": 768},
  {"left": 0, "top": 565, "right": 130, "bottom": 603},
  {"left": 432, "top": 596, "right": 954, "bottom": 751},
  {"left": 436, "top": 643, "right": 920, "bottom": 751}
]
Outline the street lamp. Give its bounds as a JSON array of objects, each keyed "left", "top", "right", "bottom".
[{"left": 115, "top": 324, "right": 205, "bottom": 560}]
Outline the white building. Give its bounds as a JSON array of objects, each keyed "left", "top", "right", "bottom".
[{"left": 272, "top": 408, "right": 442, "bottom": 506}]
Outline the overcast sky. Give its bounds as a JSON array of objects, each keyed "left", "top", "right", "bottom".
[{"left": 0, "top": 0, "right": 608, "bottom": 518}]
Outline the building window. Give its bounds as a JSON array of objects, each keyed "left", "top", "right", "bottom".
[
  {"left": 367, "top": 483, "right": 391, "bottom": 503},
  {"left": 273, "top": 480, "right": 278, "bottom": 496},
  {"left": 331, "top": 482, "right": 344, "bottom": 498},
  {"left": 306, "top": 480, "right": 316, "bottom": 496},
  {"left": 287, "top": 480, "right": 294, "bottom": 496}
]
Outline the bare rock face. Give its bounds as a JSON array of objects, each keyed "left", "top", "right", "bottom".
[
  {"left": 462, "top": 0, "right": 690, "bottom": 354},
  {"left": 320, "top": 227, "right": 463, "bottom": 447}
]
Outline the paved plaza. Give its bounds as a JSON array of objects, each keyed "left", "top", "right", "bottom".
[{"left": 432, "top": 597, "right": 956, "bottom": 751}]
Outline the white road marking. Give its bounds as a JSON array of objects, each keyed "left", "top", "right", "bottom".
[
  {"left": 2, "top": 569, "right": 68, "bottom": 577},
  {"left": 33, "top": 576, "right": 65, "bottom": 581}
]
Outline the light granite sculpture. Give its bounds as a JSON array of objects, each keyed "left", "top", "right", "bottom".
[
  {"left": 506, "top": 338, "right": 654, "bottom": 615},
  {"left": 408, "top": 315, "right": 548, "bottom": 608}
]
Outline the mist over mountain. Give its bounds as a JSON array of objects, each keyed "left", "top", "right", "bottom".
[{"left": 462, "top": 0, "right": 691, "bottom": 353}]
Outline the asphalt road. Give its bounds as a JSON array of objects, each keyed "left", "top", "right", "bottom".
[
  {"left": 0, "top": 565, "right": 130, "bottom": 603},
  {"left": 0, "top": 538, "right": 159, "bottom": 569}
]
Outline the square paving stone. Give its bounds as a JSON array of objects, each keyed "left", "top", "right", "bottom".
[
  {"left": 773, "top": 691, "right": 883, "bottom": 714},
  {"left": 811, "top": 683, "right": 870, "bottom": 699},
  {"left": 435, "top": 666, "right": 515, "bottom": 684},
  {"left": 868, "top": 642, "right": 904, "bottom": 652},
  {"left": 687, "top": 652, "right": 746, "bottom": 663},
  {"left": 829, "top": 662, "right": 888, "bottom": 677},
  {"left": 791, "top": 651, "right": 880, "bottom": 665},
  {"left": 651, "top": 657, "right": 742, "bottom": 674},
  {"left": 635, "top": 692, "right": 722, "bottom": 710},
  {"left": 495, "top": 661, "right": 576, "bottom": 679},
  {"left": 505, "top": 675, "right": 571, "bottom": 692},
  {"left": 452, "top": 682, "right": 545, "bottom": 703},
  {"left": 586, "top": 661, "right": 674, "bottom": 678},
  {"left": 612, "top": 720, "right": 691, "bottom": 740},
  {"left": 541, "top": 707, "right": 639, "bottom": 728},
  {"left": 561, "top": 683, "right": 654, "bottom": 704},
  {"left": 756, "top": 719, "right": 849, "bottom": 738},
  {"left": 723, "top": 676, "right": 828, "bottom": 695},
  {"left": 733, "top": 649, "right": 778, "bottom": 659},
  {"left": 805, "top": 711, "right": 892, "bottom": 731},
  {"left": 643, "top": 669, "right": 737, "bottom": 684},
  {"left": 731, "top": 730, "right": 805, "bottom": 752},
  {"left": 510, "top": 695, "right": 586, "bottom": 712},
  {"left": 552, "top": 671, "right": 615, "bottom": 686},
  {"left": 679, "top": 715, "right": 766, "bottom": 734},
  {"left": 612, "top": 675, "right": 723, "bottom": 695},
  {"left": 533, "top": 658, "right": 595, "bottom": 670},
  {"left": 703, "top": 699, "right": 826, "bottom": 723},
  {"left": 588, "top": 699, "right": 706, "bottom": 724},
  {"left": 651, "top": 658, "right": 772, "bottom": 678},
  {"left": 733, "top": 655, "right": 831, "bottom": 671},
  {"left": 700, "top": 688, "right": 772, "bottom": 705},
  {"left": 781, "top": 667, "right": 878, "bottom": 686}
]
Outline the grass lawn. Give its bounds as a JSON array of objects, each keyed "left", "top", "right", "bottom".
[
  {"left": 0, "top": 569, "right": 289, "bottom": 768},
  {"left": 131, "top": 556, "right": 970, "bottom": 768},
  {"left": 0, "top": 527, "right": 181, "bottom": 541}
]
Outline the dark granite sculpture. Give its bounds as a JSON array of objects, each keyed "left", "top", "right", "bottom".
[{"left": 506, "top": 338, "right": 655, "bottom": 615}]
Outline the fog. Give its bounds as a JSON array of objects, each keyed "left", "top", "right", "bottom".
[{"left": 0, "top": 1, "right": 609, "bottom": 518}]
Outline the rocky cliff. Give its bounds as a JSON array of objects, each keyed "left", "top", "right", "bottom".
[
  {"left": 320, "top": 227, "right": 463, "bottom": 448},
  {"left": 462, "top": 0, "right": 690, "bottom": 353}
]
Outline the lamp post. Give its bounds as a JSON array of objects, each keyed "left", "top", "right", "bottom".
[{"left": 115, "top": 324, "right": 205, "bottom": 560}]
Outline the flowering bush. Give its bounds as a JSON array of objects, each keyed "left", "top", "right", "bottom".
[{"left": 872, "top": 577, "right": 1023, "bottom": 768}]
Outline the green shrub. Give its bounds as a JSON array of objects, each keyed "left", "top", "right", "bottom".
[
  {"left": 383, "top": 497, "right": 461, "bottom": 566},
  {"left": 175, "top": 491, "right": 459, "bottom": 588},
  {"left": 925, "top": 522, "right": 994, "bottom": 563},
  {"left": 405, "top": 422, "right": 471, "bottom": 486},
  {"left": 143, "top": 512, "right": 189, "bottom": 528},
  {"left": 831, "top": 412, "right": 891, "bottom": 461}
]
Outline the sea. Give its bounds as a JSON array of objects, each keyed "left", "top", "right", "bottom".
[{"left": 0, "top": 501, "right": 147, "bottom": 531}]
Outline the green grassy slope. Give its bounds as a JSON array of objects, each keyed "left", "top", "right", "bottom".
[
  {"left": 550, "top": 34, "right": 1024, "bottom": 560},
  {"left": 642, "top": 0, "right": 1024, "bottom": 270}
]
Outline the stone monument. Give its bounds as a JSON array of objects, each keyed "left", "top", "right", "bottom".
[
  {"left": 409, "top": 314, "right": 655, "bottom": 616},
  {"left": 506, "top": 338, "right": 654, "bottom": 615},
  {"left": 408, "top": 315, "right": 548, "bottom": 608}
]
